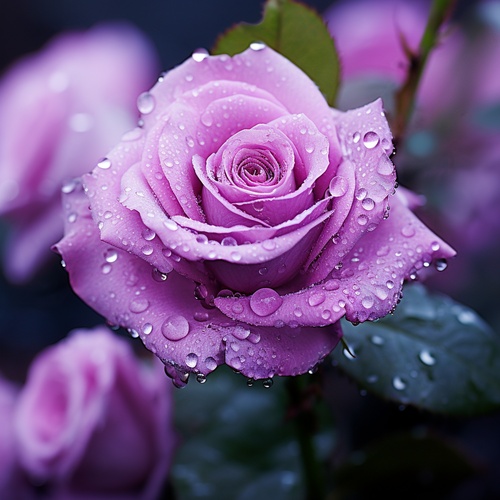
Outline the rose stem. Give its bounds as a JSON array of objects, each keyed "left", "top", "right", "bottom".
[
  {"left": 393, "top": 0, "right": 457, "bottom": 147},
  {"left": 286, "top": 373, "right": 327, "bottom": 500}
]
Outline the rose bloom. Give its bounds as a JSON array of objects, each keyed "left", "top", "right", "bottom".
[
  {"left": 14, "top": 327, "right": 175, "bottom": 499},
  {"left": 55, "top": 46, "right": 454, "bottom": 387},
  {"left": 0, "top": 23, "right": 158, "bottom": 282}
]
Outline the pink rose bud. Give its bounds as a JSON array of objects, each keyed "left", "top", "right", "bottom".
[
  {"left": 14, "top": 327, "right": 175, "bottom": 499},
  {"left": 55, "top": 46, "right": 455, "bottom": 386},
  {"left": 0, "top": 23, "right": 159, "bottom": 282}
]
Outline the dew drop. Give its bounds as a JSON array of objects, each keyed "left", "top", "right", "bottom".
[
  {"left": 361, "top": 197, "right": 375, "bottom": 211},
  {"left": 250, "top": 41, "right": 266, "bottom": 51},
  {"left": 357, "top": 214, "right": 368, "bottom": 226},
  {"left": 457, "top": 309, "right": 475, "bottom": 325},
  {"left": 262, "top": 378, "right": 274, "bottom": 388},
  {"left": 250, "top": 288, "right": 283, "bottom": 316},
  {"left": 361, "top": 296, "right": 374, "bottom": 309},
  {"left": 329, "top": 176, "right": 348, "bottom": 197},
  {"left": 61, "top": 179, "right": 78, "bottom": 194},
  {"left": 221, "top": 236, "right": 238, "bottom": 246},
  {"left": 152, "top": 268, "right": 169, "bottom": 282},
  {"left": 185, "top": 353, "right": 198, "bottom": 368},
  {"left": 137, "top": 92, "right": 156, "bottom": 114},
  {"left": 192, "top": 48, "right": 209, "bottom": 62},
  {"left": 352, "top": 132, "right": 361, "bottom": 143},
  {"left": 308, "top": 291, "right": 326, "bottom": 307},
  {"left": 371, "top": 335, "right": 384, "bottom": 346},
  {"left": 101, "top": 263, "right": 112, "bottom": 275},
  {"left": 164, "top": 219, "right": 178, "bottom": 231},
  {"left": 431, "top": 241, "right": 440, "bottom": 252},
  {"left": 196, "top": 374, "right": 207, "bottom": 384},
  {"left": 401, "top": 225, "right": 416, "bottom": 238},
  {"left": 129, "top": 298, "right": 150, "bottom": 313},
  {"left": 419, "top": 350, "right": 436, "bottom": 366},
  {"left": 233, "top": 325, "right": 251, "bottom": 340},
  {"left": 104, "top": 248, "right": 118, "bottom": 263},
  {"left": 161, "top": 315, "right": 190, "bottom": 341},
  {"left": 392, "top": 376, "right": 406, "bottom": 390},
  {"left": 205, "top": 357, "right": 218, "bottom": 371},
  {"left": 97, "top": 158, "right": 111, "bottom": 170},
  {"left": 363, "top": 131, "right": 380, "bottom": 149},
  {"left": 142, "top": 228, "right": 156, "bottom": 241},
  {"left": 194, "top": 311, "right": 209, "bottom": 322},
  {"left": 142, "top": 323, "right": 153, "bottom": 335},
  {"left": 435, "top": 258, "right": 448, "bottom": 271},
  {"left": 230, "top": 251, "right": 242, "bottom": 262}
]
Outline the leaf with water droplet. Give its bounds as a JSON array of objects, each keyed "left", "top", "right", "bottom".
[
  {"left": 331, "top": 283, "right": 500, "bottom": 415},
  {"left": 212, "top": 0, "right": 340, "bottom": 106}
]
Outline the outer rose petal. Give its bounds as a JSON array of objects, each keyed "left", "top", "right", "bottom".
[
  {"left": 215, "top": 190, "right": 455, "bottom": 327},
  {"left": 54, "top": 184, "right": 342, "bottom": 383}
]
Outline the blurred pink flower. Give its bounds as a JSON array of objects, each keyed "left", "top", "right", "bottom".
[
  {"left": 14, "top": 327, "right": 175, "bottom": 499},
  {"left": 0, "top": 23, "right": 159, "bottom": 282}
]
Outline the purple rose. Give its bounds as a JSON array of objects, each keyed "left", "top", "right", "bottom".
[
  {"left": 14, "top": 327, "right": 175, "bottom": 499},
  {"left": 0, "top": 23, "right": 158, "bottom": 282},
  {"left": 55, "top": 46, "right": 454, "bottom": 386}
]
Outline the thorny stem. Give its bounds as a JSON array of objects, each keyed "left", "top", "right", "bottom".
[
  {"left": 286, "top": 373, "right": 326, "bottom": 500},
  {"left": 393, "top": 0, "right": 457, "bottom": 146}
]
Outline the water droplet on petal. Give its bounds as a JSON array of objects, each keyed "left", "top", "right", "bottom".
[
  {"left": 361, "top": 296, "right": 374, "bottom": 309},
  {"left": 250, "top": 288, "right": 283, "bottom": 316},
  {"left": 192, "top": 48, "right": 209, "bottom": 62},
  {"left": 104, "top": 248, "right": 118, "bottom": 263},
  {"left": 161, "top": 315, "right": 190, "bottom": 341},
  {"left": 329, "top": 176, "right": 348, "bottom": 197},
  {"left": 185, "top": 352, "right": 198, "bottom": 368},
  {"left": 137, "top": 92, "right": 155, "bottom": 114},
  {"left": 361, "top": 198, "right": 375, "bottom": 211},
  {"left": 401, "top": 225, "right": 416, "bottom": 238},
  {"left": 352, "top": 132, "right": 361, "bottom": 143},
  {"left": 308, "top": 291, "right": 326, "bottom": 307},
  {"left": 142, "top": 323, "right": 153, "bottom": 335},
  {"left": 221, "top": 236, "right": 237, "bottom": 246},
  {"left": 97, "top": 158, "right": 111, "bottom": 170},
  {"left": 129, "top": 298, "right": 150, "bottom": 313},
  {"left": 363, "top": 131, "right": 380, "bottom": 149},
  {"left": 233, "top": 325, "right": 251, "bottom": 340},
  {"left": 357, "top": 214, "right": 368, "bottom": 226},
  {"left": 205, "top": 357, "right": 218, "bottom": 371},
  {"left": 431, "top": 241, "right": 440, "bottom": 252},
  {"left": 250, "top": 41, "right": 266, "bottom": 51}
]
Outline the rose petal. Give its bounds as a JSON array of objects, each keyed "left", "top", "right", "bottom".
[
  {"left": 215, "top": 191, "right": 456, "bottom": 327},
  {"left": 54, "top": 187, "right": 342, "bottom": 382},
  {"left": 303, "top": 99, "right": 397, "bottom": 285}
]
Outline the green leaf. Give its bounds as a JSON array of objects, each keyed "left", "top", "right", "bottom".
[
  {"left": 332, "top": 283, "right": 500, "bottom": 415},
  {"left": 333, "top": 431, "right": 477, "bottom": 498},
  {"left": 212, "top": 0, "right": 340, "bottom": 106},
  {"left": 170, "top": 366, "right": 335, "bottom": 500}
]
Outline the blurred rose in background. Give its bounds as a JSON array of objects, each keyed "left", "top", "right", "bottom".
[
  {"left": 0, "top": 23, "right": 159, "bottom": 282},
  {"left": 9, "top": 326, "right": 175, "bottom": 499}
]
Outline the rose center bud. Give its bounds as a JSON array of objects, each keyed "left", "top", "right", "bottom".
[{"left": 234, "top": 149, "right": 280, "bottom": 187}]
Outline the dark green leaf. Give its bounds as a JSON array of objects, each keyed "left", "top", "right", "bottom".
[
  {"left": 333, "top": 431, "right": 477, "bottom": 499},
  {"left": 212, "top": 0, "right": 340, "bottom": 106},
  {"left": 332, "top": 283, "right": 500, "bottom": 415},
  {"left": 170, "top": 367, "right": 334, "bottom": 499}
]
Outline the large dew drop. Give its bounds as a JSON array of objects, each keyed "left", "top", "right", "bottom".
[
  {"left": 249, "top": 288, "right": 283, "bottom": 317},
  {"left": 161, "top": 315, "right": 190, "bottom": 341},
  {"left": 137, "top": 92, "right": 156, "bottom": 114}
]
